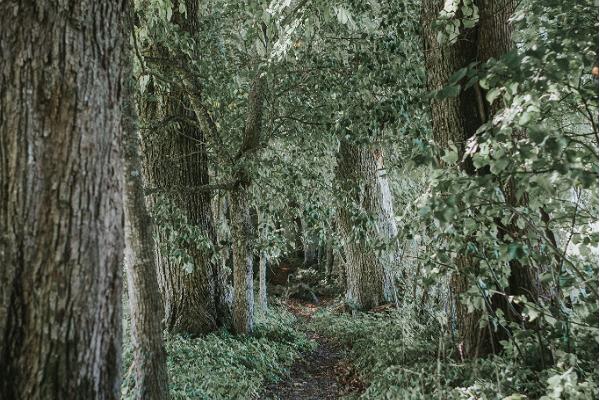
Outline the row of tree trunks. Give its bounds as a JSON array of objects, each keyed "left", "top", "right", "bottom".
[
  {"left": 421, "top": 0, "right": 542, "bottom": 359},
  {"left": 0, "top": 1, "right": 126, "bottom": 398},
  {"left": 335, "top": 140, "right": 397, "bottom": 310}
]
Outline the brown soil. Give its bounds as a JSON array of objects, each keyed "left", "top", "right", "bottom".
[{"left": 263, "top": 300, "right": 364, "bottom": 400}]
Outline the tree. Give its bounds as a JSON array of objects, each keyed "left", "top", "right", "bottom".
[
  {"left": 231, "top": 72, "right": 267, "bottom": 334},
  {"left": 138, "top": 0, "right": 231, "bottom": 335},
  {"left": 122, "top": 41, "right": 169, "bottom": 399},
  {"left": 421, "top": 0, "right": 544, "bottom": 358},
  {"left": 336, "top": 141, "right": 397, "bottom": 310},
  {"left": 421, "top": 0, "right": 483, "bottom": 358},
  {"left": 0, "top": 1, "right": 126, "bottom": 398}
]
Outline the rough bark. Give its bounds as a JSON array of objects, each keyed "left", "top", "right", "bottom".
[
  {"left": 335, "top": 140, "right": 397, "bottom": 310},
  {"left": 479, "top": 0, "right": 545, "bottom": 357},
  {"left": 0, "top": 1, "right": 126, "bottom": 398},
  {"left": 122, "top": 55, "right": 169, "bottom": 399},
  {"left": 421, "top": 0, "right": 480, "bottom": 159},
  {"left": 139, "top": 0, "right": 230, "bottom": 335},
  {"left": 141, "top": 90, "right": 227, "bottom": 335}
]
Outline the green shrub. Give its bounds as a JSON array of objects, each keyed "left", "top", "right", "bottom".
[{"left": 310, "top": 307, "right": 598, "bottom": 400}]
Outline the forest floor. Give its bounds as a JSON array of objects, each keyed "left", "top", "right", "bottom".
[{"left": 263, "top": 299, "right": 364, "bottom": 400}]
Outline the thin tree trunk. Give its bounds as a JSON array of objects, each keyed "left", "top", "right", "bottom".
[
  {"left": 302, "top": 220, "right": 319, "bottom": 267},
  {"left": 325, "top": 237, "right": 335, "bottom": 280},
  {"left": 335, "top": 140, "right": 397, "bottom": 310},
  {"left": 324, "top": 222, "right": 336, "bottom": 281},
  {"left": 0, "top": 1, "right": 126, "bottom": 398},
  {"left": 259, "top": 251, "right": 268, "bottom": 313},
  {"left": 231, "top": 188, "right": 255, "bottom": 333},
  {"left": 122, "top": 49, "right": 169, "bottom": 399},
  {"left": 258, "top": 212, "right": 268, "bottom": 314},
  {"left": 231, "top": 72, "right": 266, "bottom": 334}
]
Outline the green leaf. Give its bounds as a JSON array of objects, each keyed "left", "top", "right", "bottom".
[
  {"left": 518, "top": 111, "right": 532, "bottom": 126},
  {"left": 441, "top": 148, "right": 458, "bottom": 164},
  {"left": 436, "top": 84, "right": 461, "bottom": 99},
  {"left": 183, "top": 262, "right": 194, "bottom": 274},
  {"left": 448, "top": 67, "right": 468, "bottom": 85},
  {"left": 486, "top": 87, "right": 501, "bottom": 104}
]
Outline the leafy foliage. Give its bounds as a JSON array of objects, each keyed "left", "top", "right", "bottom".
[
  {"left": 128, "top": 0, "right": 598, "bottom": 397},
  {"left": 311, "top": 306, "right": 598, "bottom": 399}
]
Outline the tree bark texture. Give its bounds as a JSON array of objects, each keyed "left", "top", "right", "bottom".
[
  {"left": 141, "top": 87, "right": 227, "bottom": 335},
  {"left": 122, "top": 57, "right": 169, "bottom": 400},
  {"left": 421, "top": 0, "right": 485, "bottom": 358},
  {"left": 0, "top": 1, "right": 126, "bottom": 398},
  {"left": 335, "top": 140, "right": 397, "bottom": 310},
  {"left": 478, "top": 0, "right": 544, "bottom": 356},
  {"left": 140, "top": 0, "right": 230, "bottom": 335}
]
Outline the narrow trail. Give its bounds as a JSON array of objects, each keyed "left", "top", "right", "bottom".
[{"left": 264, "top": 300, "right": 362, "bottom": 400}]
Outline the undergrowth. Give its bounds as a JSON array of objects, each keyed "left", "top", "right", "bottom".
[
  {"left": 121, "top": 301, "right": 314, "bottom": 400},
  {"left": 310, "top": 306, "right": 598, "bottom": 400}
]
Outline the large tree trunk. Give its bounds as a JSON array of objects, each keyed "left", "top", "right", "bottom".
[
  {"left": 141, "top": 95, "right": 228, "bottom": 335},
  {"left": 0, "top": 1, "right": 126, "bottom": 398},
  {"left": 477, "top": 0, "right": 544, "bottom": 357},
  {"left": 421, "top": 0, "right": 484, "bottom": 359},
  {"left": 421, "top": 0, "right": 541, "bottom": 359},
  {"left": 335, "top": 140, "right": 397, "bottom": 310},
  {"left": 139, "top": 0, "right": 230, "bottom": 335},
  {"left": 122, "top": 56, "right": 169, "bottom": 399}
]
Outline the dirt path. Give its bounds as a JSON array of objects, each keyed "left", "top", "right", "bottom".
[{"left": 263, "top": 301, "right": 362, "bottom": 400}]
